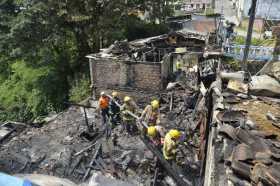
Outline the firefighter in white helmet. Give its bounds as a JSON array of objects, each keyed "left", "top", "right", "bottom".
[{"left": 121, "top": 96, "right": 139, "bottom": 135}]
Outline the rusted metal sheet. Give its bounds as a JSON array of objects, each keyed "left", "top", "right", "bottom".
[
  {"left": 223, "top": 94, "right": 241, "bottom": 104},
  {"left": 216, "top": 111, "right": 246, "bottom": 123},
  {"left": 231, "top": 159, "right": 252, "bottom": 180},
  {"left": 235, "top": 128, "right": 255, "bottom": 145},
  {"left": 218, "top": 124, "right": 237, "bottom": 140},
  {"left": 228, "top": 173, "right": 251, "bottom": 186},
  {"left": 250, "top": 130, "right": 277, "bottom": 139},
  {"left": 271, "top": 141, "right": 280, "bottom": 149},
  {"left": 255, "top": 152, "right": 272, "bottom": 165},
  {"left": 250, "top": 138, "right": 271, "bottom": 154},
  {"left": 232, "top": 144, "right": 254, "bottom": 162},
  {"left": 251, "top": 163, "right": 280, "bottom": 185}
]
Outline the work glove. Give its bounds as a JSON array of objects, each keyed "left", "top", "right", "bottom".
[{"left": 179, "top": 133, "right": 186, "bottom": 143}]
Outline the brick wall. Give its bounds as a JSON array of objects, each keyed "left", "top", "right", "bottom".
[
  {"left": 89, "top": 58, "right": 168, "bottom": 91},
  {"left": 91, "top": 59, "right": 122, "bottom": 88},
  {"left": 133, "top": 62, "right": 162, "bottom": 90}
]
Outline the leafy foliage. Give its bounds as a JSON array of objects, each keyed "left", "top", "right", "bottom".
[
  {"left": 0, "top": 0, "right": 173, "bottom": 122},
  {"left": 69, "top": 78, "right": 91, "bottom": 103}
]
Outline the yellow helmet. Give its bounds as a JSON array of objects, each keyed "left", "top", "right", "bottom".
[
  {"left": 147, "top": 126, "right": 157, "bottom": 138},
  {"left": 124, "top": 96, "right": 131, "bottom": 102},
  {"left": 151, "top": 100, "right": 159, "bottom": 109},
  {"left": 112, "top": 91, "right": 118, "bottom": 98},
  {"left": 169, "top": 129, "right": 181, "bottom": 140},
  {"left": 176, "top": 61, "right": 182, "bottom": 70}
]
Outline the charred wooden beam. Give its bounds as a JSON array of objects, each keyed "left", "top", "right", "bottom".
[
  {"left": 140, "top": 135, "right": 193, "bottom": 186},
  {"left": 83, "top": 107, "right": 93, "bottom": 133},
  {"left": 83, "top": 142, "right": 102, "bottom": 181},
  {"left": 70, "top": 156, "right": 84, "bottom": 175},
  {"left": 151, "top": 167, "right": 159, "bottom": 186},
  {"left": 74, "top": 142, "right": 97, "bottom": 157}
]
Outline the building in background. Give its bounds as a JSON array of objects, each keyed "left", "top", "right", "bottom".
[
  {"left": 234, "top": 0, "right": 280, "bottom": 32},
  {"left": 175, "top": 0, "right": 214, "bottom": 13}
]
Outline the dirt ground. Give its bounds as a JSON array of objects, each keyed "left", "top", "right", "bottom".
[{"left": 238, "top": 99, "right": 280, "bottom": 140}]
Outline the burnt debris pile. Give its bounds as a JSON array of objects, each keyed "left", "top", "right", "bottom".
[{"left": 0, "top": 78, "right": 205, "bottom": 185}]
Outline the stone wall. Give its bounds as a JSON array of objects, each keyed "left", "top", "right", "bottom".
[{"left": 89, "top": 58, "right": 169, "bottom": 91}]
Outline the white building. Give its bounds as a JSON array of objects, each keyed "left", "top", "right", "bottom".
[
  {"left": 236, "top": 0, "right": 280, "bottom": 21},
  {"left": 180, "top": 0, "right": 213, "bottom": 12}
]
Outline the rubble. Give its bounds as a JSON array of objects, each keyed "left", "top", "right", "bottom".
[
  {"left": 249, "top": 75, "right": 280, "bottom": 97},
  {"left": 1, "top": 13, "right": 279, "bottom": 186},
  {"left": 0, "top": 71, "right": 204, "bottom": 185},
  {"left": 205, "top": 72, "right": 280, "bottom": 185}
]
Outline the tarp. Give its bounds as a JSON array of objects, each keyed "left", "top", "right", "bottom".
[
  {"left": 0, "top": 173, "right": 33, "bottom": 186},
  {"left": 16, "top": 174, "right": 77, "bottom": 186}
]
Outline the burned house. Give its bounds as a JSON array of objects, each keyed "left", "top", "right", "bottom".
[{"left": 86, "top": 30, "right": 209, "bottom": 93}]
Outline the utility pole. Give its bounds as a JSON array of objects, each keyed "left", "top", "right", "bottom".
[{"left": 242, "top": 0, "right": 257, "bottom": 74}]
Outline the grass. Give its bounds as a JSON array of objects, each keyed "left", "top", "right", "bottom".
[{"left": 234, "top": 35, "right": 276, "bottom": 47}]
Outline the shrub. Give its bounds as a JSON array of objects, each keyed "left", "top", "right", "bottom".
[{"left": 69, "top": 78, "right": 91, "bottom": 103}]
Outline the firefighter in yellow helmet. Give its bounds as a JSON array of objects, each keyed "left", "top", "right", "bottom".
[
  {"left": 176, "top": 61, "right": 182, "bottom": 71},
  {"left": 147, "top": 125, "right": 165, "bottom": 148},
  {"left": 163, "top": 129, "right": 182, "bottom": 162},
  {"left": 140, "top": 99, "right": 160, "bottom": 126},
  {"left": 174, "top": 60, "right": 185, "bottom": 81},
  {"left": 121, "top": 96, "right": 139, "bottom": 135}
]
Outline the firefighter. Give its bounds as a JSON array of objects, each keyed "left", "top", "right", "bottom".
[
  {"left": 163, "top": 129, "right": 182, "bottom": 163},
  {"left": 98, "top": 91, "right": 110, "bottom": 125},
  {"left": 176, "top": 60, "right": 183, "bottom": 71},
  {"left": 140, "top": 100, "right": 160, "bottom": 126},
  {"left": 121, "top": 96, "right": 138, "bottom": 135},
  {"left": 109, "top": 91, "right": 121, "bottom": 127},
  {"left": 146, "top": 126, "right": 165, "bottom": 148}
]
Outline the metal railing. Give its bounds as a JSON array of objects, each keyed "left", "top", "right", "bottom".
[{"left": 223, "top": 44, "right": 276, "bottom": 62}]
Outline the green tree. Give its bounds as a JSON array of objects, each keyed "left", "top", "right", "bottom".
[{"left": 0, "top": 0, "right": 173, "bottom": 122}]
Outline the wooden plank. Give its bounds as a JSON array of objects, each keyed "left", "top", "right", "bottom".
[{"left": 140, "top": 136, "right": 193, "bottom": 186}]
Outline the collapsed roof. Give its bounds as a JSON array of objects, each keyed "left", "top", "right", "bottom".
[{"left": 87, "top": 29, "right": 209, "bottom": 63}]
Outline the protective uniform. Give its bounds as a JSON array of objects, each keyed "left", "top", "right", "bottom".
[
  {"left": 109, "top": 91, "right": 121, "bottom": 126},
  {"left": 141, "top": 100, "right": 160, "bottom": 126},
  {"left": 174, "top": 61, "right": 186, "bottom": 81},
  {"left": 147, "top": 125, "right": 165, "bottom": 147},
  {"left": 163, "top": 130, "right": 181, "bottom": 160},
  {"left": 98, "top": 92, "right": 110, "bottom": 125},
  {"left": 121, "top": 96, "right": 138, "bottom": 135},
  {"left": 176, "top": 61, "right": 182, "bottom": 70}
]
